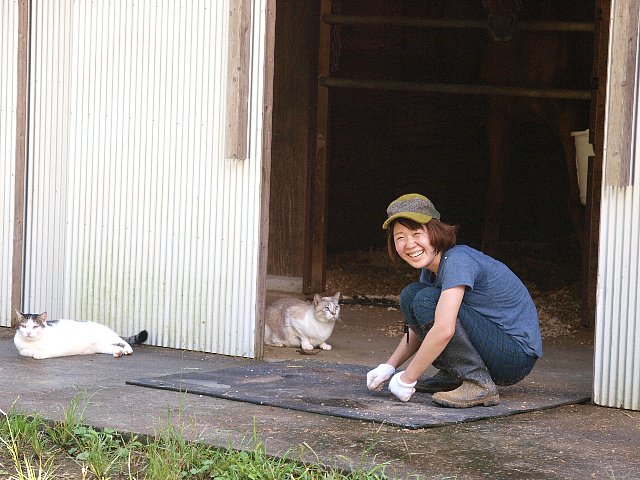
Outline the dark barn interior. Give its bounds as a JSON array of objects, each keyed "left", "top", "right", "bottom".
[{"left": 267, "top": 0, "right": 604, "bottom": 330}]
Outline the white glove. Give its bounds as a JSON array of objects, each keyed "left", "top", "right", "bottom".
[
  {"left": 388, "top": 371, "right": 417, "bottom": 402},
  {"left": 366, "top": 363, "right": 396, "bottom": 391}
]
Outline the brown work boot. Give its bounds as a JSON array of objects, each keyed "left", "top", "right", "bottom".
[
  {"left": 415, "top": 370, "right": 462, "bottom": 393},
  {"left": 432, "top": 381, "right": 500, "bottom": 408}
]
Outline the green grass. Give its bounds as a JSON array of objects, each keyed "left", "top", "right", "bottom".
[{"left": 0, "top": 398, "right": 391, "bottom": 480}]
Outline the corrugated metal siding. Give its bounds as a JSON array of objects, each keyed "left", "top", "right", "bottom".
[
  {"left": 594, "top": 9, "right": 640, "bottom": 408},
  {"left": 23, "top": 0, "right": 266, "bottom": 357},
  {"left": 0, "top": 0, "right": 18, "bottom": 327},
  {"left": 595, "top": 184, "right": 640, "bottom": 410}
]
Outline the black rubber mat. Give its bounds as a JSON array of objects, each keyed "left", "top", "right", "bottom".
[{"left": 127, "top": 360, "right": 590, "bottom": 429}]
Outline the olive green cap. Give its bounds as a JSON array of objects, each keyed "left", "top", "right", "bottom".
[{"left": 382, "top": 193, "right": 441, "bottom": 230}]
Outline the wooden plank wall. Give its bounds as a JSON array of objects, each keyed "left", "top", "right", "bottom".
[
  {"left": 326, "top": 1, "right": 595, "bottom": 253},
  {"left": 267, "top": 1, "right": 319, "bottom": 280}
]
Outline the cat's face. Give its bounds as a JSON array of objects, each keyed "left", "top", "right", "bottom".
[
  {"left": 313, "top": 293, "right": 340, "bottom": 323},
  {"left": 15, "top": 311, "right": 48, "bottom": 339}
]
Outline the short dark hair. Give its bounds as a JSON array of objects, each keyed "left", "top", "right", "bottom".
[{"left": 386, "top": 218, "right": 458, "bottom": 260}]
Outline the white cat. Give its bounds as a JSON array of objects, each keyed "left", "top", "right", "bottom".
[
  {"left": 264, "top": 293, "right": 340, "bottom": 351},
  {"left": 14, "top": 311, "right": 148, "bottom": 359}
]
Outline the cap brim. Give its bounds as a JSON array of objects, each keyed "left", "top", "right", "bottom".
[{"left": 382, "top": 212, "right": 433, "bottom": 229}]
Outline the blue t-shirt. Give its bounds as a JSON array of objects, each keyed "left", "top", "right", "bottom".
[{"left": 419, "top": 245, "right": 542, "bottom": 357}]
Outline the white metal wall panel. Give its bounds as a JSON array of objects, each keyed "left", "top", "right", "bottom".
[
  {"left": 594, "top": 2, "right": 640, "bottom": 409},
  {"left": 595, "top": 184, "right": 640, "bottom": 410},
  {"left": 23, "top": 0, "right": 267, "bottom": 357},
  {"left": 0, "top": 0, "right": 18, "bottom": 327}
]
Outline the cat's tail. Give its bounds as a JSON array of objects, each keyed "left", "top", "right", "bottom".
[{"left": 122, "top": 330, "right": 148, "bottom": 346}]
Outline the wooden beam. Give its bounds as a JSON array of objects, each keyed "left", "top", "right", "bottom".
[
  {"left": 12, "top": 0, "right": 30, "bottom": 326},
  {"left": 323, "top": 14, "right": 595, "bottom": 33},
  {"left": 320, "top": 76, "right": 592, "bottom": 101},
  {"left": 226, "top": 0, "right": 251, "bottom": 160}
]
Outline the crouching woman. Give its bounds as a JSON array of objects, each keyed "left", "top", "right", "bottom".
[{"left": 367, "top": 194, "right": 542, "bottom": 408}]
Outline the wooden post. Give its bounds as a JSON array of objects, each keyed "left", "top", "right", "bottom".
[
  {"left": 226, "top": 0, "right": 251, "bottom": 160},
  {"left": 582, "top": 0, "right": 611, "bottom": 328},
  {"left": 303, "top": 0, "right": 331, "bottom": 294},
  {"left": 604, "top": 0, "right": 638, "bottom": 187},
  {"left": 12, "top": 0, "right": 30, "bottom": 325},
  {"left": 254, "top": 0, "right": 276, "bottom": 359}
]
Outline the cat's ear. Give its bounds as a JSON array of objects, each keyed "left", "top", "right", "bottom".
[
  {"left": 37, "top": 312, "right": 48, "bottom": 321},
  {"left": 313, "top": 294, "right": 322, "bottom": 304},
  {"left": 15, "top": 310, "right": 25, "bottom": 319},
  {"left": 333, "top": 292, "right": 341, "bottom": 302}
]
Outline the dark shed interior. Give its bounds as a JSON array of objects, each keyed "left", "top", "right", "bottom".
[{"left": 268, "top": 0, "right": 603, "bottom": 325}]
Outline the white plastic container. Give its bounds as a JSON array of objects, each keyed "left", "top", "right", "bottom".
[{"left": 571, "top": 129, "right": 595, "bottom": 206}]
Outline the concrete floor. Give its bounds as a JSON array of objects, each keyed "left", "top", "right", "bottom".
[{"left": 1, "top": 304, "right": 639, "bottom": 479}]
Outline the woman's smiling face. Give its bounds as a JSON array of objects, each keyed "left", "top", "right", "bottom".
[{"left": 393, "top": 222, "right": 440, "bottom": 271}]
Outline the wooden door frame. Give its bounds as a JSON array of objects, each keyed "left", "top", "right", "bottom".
[
  {"left": 582, "top": 0, "right": 610, "bottom": 327},
  {"left": 303, "top": 0, "right": 331, "bottom": 294},
  {"left": 255, "top": 0, "right": 277, "bottom": 359}
]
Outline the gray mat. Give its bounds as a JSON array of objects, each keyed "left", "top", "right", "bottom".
[{"left": 127, "top": 360, "right": 590, "bottom": 429}]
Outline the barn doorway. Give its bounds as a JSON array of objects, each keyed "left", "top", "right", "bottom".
[
  {"left": 267, "top": 0, "right": 607, "bottom": 339},
  {"left": 319, "top": 1, "right": 605, "bottom": 337}
]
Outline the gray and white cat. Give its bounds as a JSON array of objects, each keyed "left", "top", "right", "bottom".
[
  {"left": 14, "top": 311, "right": 148, "bottom": 359},
  {"left": 264, "top": 293, "right": 341, "bottom": 351}
]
